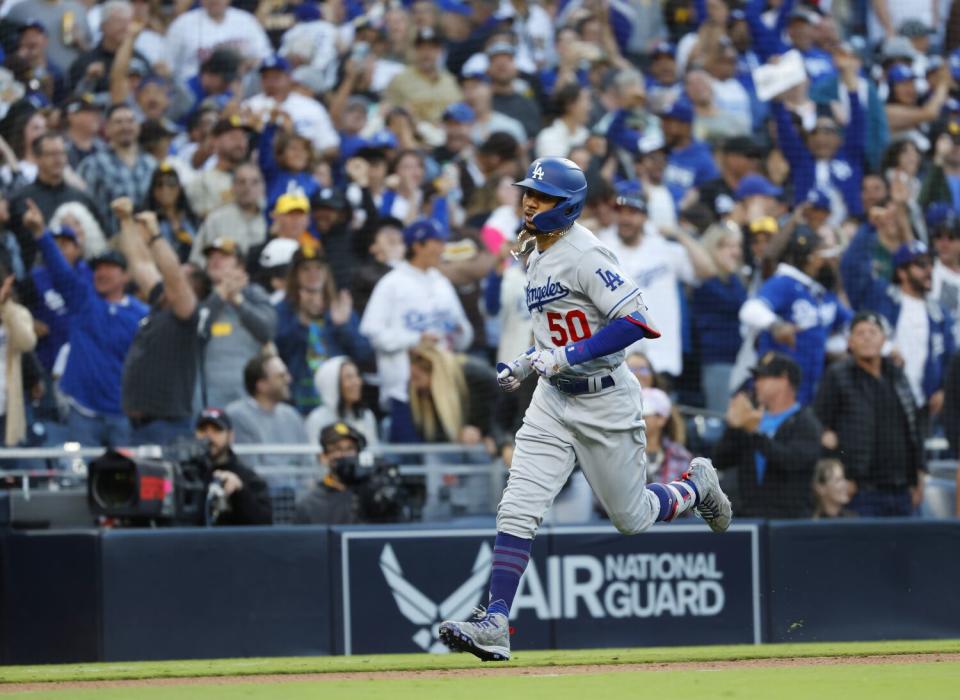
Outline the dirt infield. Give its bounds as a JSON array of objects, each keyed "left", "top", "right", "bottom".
[{"left": 3, "top": 652, "right": 958, "bottom": 692}]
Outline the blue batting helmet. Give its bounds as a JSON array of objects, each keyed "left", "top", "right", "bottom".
[{"left": 513, "top": 157, "right": 587, "bottom": 232}]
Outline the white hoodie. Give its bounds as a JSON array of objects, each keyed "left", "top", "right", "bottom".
[{"left": 304, "top": 356, "right": 380, "bottom": 449}]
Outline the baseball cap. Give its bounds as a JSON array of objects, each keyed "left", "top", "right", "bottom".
[
  {"left": 212, "top": 115, "right": 251, "bottom": 136},
  {"left": 51, "top": 225, "right": 78, "bottom": 242},
  {"left": 638, "top": 131, "right": 667, "bottom": 155},
  {"left": 259, "top": 54, "right": 291, "bottom": 73},
  {"left": 749, "top": 216, "right": 779, "bottom": 236},
  {"left": 893, "top": 240, "right": 931, "bottom": 268},
  {"left": 881, "top": 36, "right": 915, "bottom": 63},
  {"left": 259, "top": 238, "right": 300, "bottom": 269},
  {"left": 369, "top": 130, "right": 398, "bottom": 149},
  {"left": 752, "top": 351, "right": 802, "bottom": 388},
  {"left": 403, "top": 218, "right": 448, "bottom": 247},
  {"left": 805, "top": 188, "right": 831, "bottom": 211},
  {"left": 310, "top": 187, "right": 348, "bottom": 211},
  {"left": 139, "top": 118, "right": 178, "bottom": 145},
  {"left": 659, "top": 97, "right": 694, "bottom": 124},
  {"left": 128, "top": 57, "right": 151, "bottom": 78},
  {"left": 735, "top": 174, "right": 783, "bottom": 201},
  {"left": 202, "top": 47, "right": 242, "bottom": 81},
  {"left": 18, "top": 18, "right": 46, "bottom": 34},
  {"left": 723, "top": 135, "right": 764, "bottom": 159},
  {"left": 202, "top": 237, "right": 242, "bottom": 258},
  {"left": 850, "top": 310, "right": 887, "bottom": 334},
  {"left": 196, "top": 407, "right": 232, "bottom": 431},
  {"left": 294, "top": 2, "right": 321, "bottom": 21},
  {"left": 63, "top": 94, "right": 102, "bottom": 115},
  {"left": 614, "top": 192, "right": 646, "bottom": 212},
  {"left": 640, "top": 387, "right": 671, "bottom": 417},
  {"left": 788, "top": 6, "right": 820, "bottom": 24},
  {"left": 811, "top": 115, "right": 841, "bottom": 134},
  {"left": 414, "top": 28, "right": 443, "bottom": 46},
  {"left": 887, "top": 64, "right": 914, "bottom": 85},
  {"left": 784, "top": 225, "right": 821, "bottom": 260},
  {"left": 442, "top": 102, "right": 476, "bottom": 123},
  {"left": 90, "top": 249, "right": 127, "bottom": 270},
  {"left": 728, "top": 8, "right": 747, "bottom": 23},
  {"left": 320, "top": 421, "right": 366, "bottom": 449},
  {"left": 486, "top": 41, "right": 516, "bottom": 57},
  {"left": 273, "top": 193, "right": 311, "bottom": 215},
  {"left": 899, "top": 19, "right": 935, "bottom": 38},
  {"left": 926, "top": 202, "right": 960, "bottom": 236},
  {"left": 461, "top": 67, "right": 491, "bottom": 83},
  {"left": 648, "top": 41, "right": 676, "bottom": 59},
  {"left": 437, "top": 0, "right": 472, "bottom": 16}
]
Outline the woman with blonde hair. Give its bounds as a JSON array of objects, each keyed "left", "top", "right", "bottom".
[
  {"left": 391, "top": 341, "right": 497, "bottom": 448},
  {"left": 692, "top": 222, "right": 747, "bottom": 413}
]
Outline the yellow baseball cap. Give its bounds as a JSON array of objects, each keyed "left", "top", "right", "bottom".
[
  {"left": 748, "top": 216, "right": 779, "bottom": 236},
  {"left": 273, "top": 193, "right": 311, "bottom": 215}
]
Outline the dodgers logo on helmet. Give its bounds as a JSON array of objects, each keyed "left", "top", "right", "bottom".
[{"left": 513, "top": 157, "right": 588, "bottom": 232}]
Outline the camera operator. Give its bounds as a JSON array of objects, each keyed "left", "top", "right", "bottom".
[
  {"left": 194, "top": 408, "right": 273, "bottom": 526},
  {"left": 294, "top": 421, "right": 364, "bottom": 525}
]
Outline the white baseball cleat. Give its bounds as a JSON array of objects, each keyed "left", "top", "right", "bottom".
[
  {"left": 438, "top": 607, "right": 511, "bottom": 662},
  {"left": 683, "top": 457, "right": 733, "bottom": 533}
]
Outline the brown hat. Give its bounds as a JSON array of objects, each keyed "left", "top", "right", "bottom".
[
  {"left": 202, "top": 237, "right": 242, "bottom": 258},
  {"left": 212, "top": 115, "right": 252, "bottom": 137}
]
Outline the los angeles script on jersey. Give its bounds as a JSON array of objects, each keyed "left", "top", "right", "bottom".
[{"left": 526, "top": 276, "right": 570, "bottom": 312}]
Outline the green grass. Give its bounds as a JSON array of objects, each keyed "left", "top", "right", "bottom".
[
  {"left": 5, "top": 660, "right": 960, "bottom": 700},
  {"left": 0, "top": 639, "right": 958, "bottom": 684}
]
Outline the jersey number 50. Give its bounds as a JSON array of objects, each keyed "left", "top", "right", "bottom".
[{"left": 547, "top": 310, "right": 592, "bottom": 346}]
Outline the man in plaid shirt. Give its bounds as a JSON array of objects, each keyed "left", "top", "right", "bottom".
[{"left": 77, "top": 103, "right": 156, "bottom": 232}]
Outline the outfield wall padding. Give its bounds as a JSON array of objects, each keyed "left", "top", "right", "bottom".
[
  {"left": 765, "top": 519, "right": 960, "bottom": 643},
  {"left": 1, "top": 519, "right": 957, "bottom": 664}
]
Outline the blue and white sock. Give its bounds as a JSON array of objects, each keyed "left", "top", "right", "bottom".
[
  {"left": 487, "top": 531, "right": 532, "bottom": 619},
  {"left": 647, "top": 479, "right": 699, "bottom": 522}
]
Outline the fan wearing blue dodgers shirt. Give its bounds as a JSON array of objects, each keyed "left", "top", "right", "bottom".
[{"left": 438, "top": 157, "right": 732, "bottom": 662}]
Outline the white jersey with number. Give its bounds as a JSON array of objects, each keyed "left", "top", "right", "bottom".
[{"left": 524, "top": 223, "right": 650, "bottom": 377}]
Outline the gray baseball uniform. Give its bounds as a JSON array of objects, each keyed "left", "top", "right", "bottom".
[{"left": 497, "top": 223, "right": 663, "bottom": 538}]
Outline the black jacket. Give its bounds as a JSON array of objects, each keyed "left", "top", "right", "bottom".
[
  {"left": 714, "top": 405, "right": 823, "bottom": 518},
  {"left": 813, "top": 357, "right": 923, "bottom": 488},
  {"left": 211, "top": 450, "right": 274, "bottom": 526},
  {"left": 294, "top": 476, "right": 358, "bottom": 525}
]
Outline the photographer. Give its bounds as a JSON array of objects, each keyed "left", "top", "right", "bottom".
[
  {"left": 294, "top": 422, "right": 365, "bottom": 525},
  {"left": 194, "top": 408, "right": 273, "bottom": 526}
]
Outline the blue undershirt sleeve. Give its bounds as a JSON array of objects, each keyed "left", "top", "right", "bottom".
[{"left": 564, "top": 312, "right": 660, "bottom": 366}]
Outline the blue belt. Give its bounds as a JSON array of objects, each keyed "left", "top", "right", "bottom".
[{"left": 549, "top": 374, "right": 616, "bottom": 395}]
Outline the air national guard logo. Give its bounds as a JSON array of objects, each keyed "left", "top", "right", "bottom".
[{"left": 379, "top": 543, "right": 492, "bottom": 653}]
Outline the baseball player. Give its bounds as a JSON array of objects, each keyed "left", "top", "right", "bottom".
[{"left": 438, "top": 157, "right": 732, "bottom": 661}]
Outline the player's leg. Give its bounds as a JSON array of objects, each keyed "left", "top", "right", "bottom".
[
  {"left": 570, "top": 383, "right": 703, "bottom": 533},
  {"left": 439, "top": 386, "right": 576, "bottom": 661}
]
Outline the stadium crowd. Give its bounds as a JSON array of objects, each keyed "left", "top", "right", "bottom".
[{"left": 0, "top": 0, "right": 957, "bottom": 521}]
